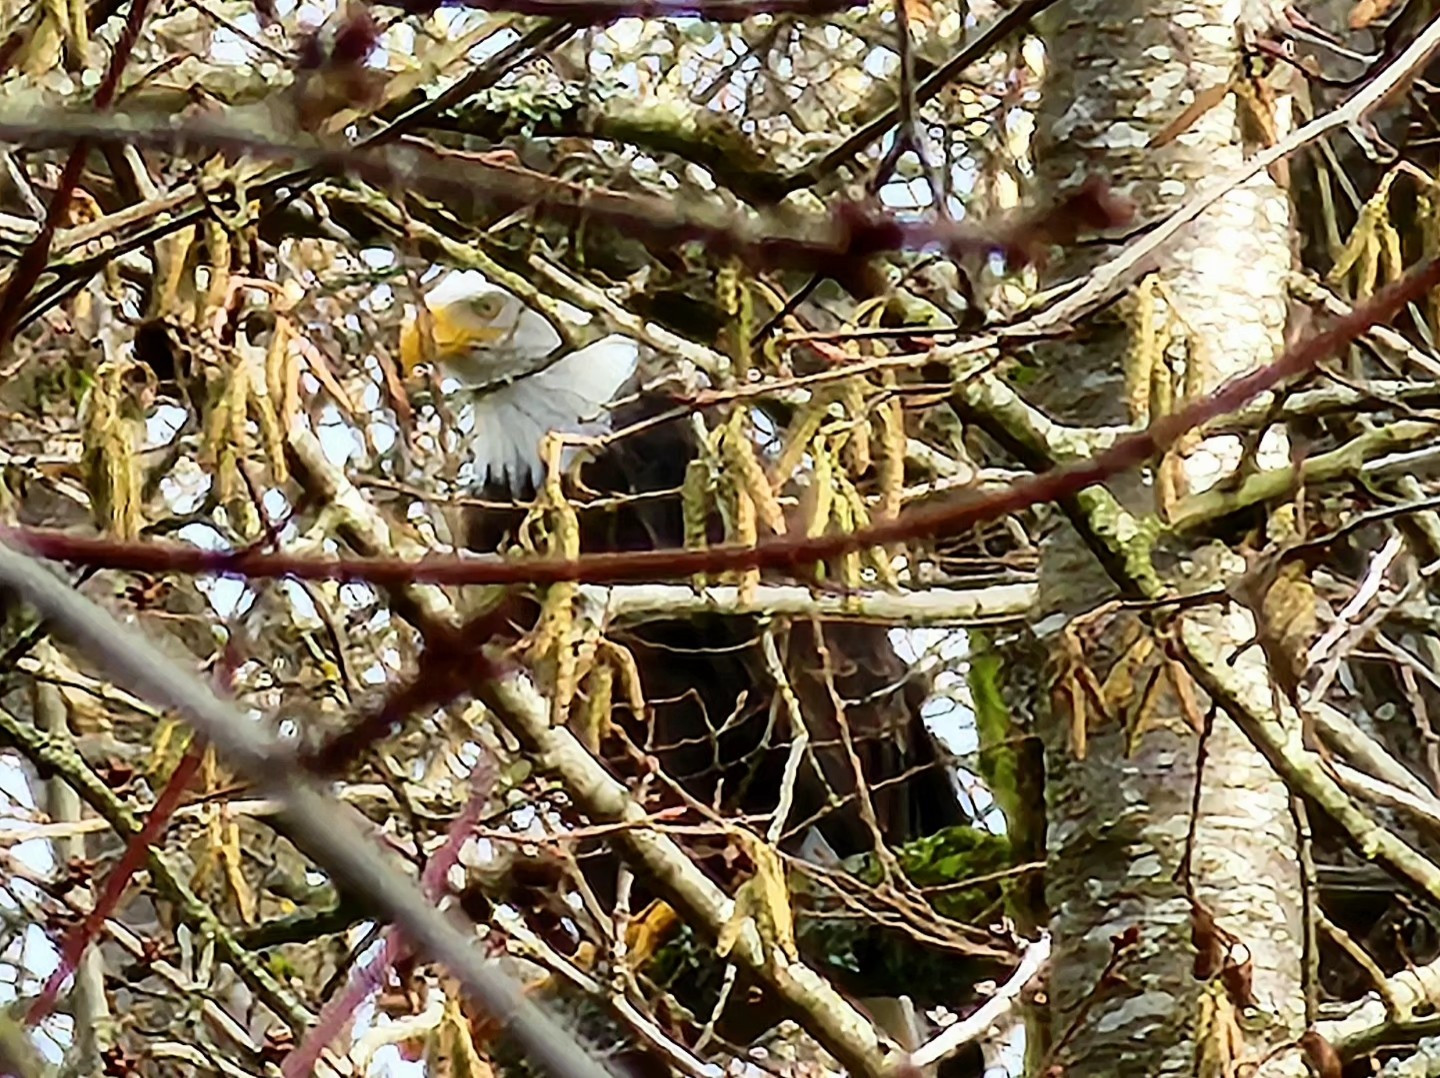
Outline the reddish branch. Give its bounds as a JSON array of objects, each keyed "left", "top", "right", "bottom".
[
  {"left": 0, "top": 117, "right": 1129, "bottom": 292},
  {"left": 395, "top": 0, "right": 869, "bottom": 20},
  {"left": 279, "top": 757, "right": 495, "bottom": 1077},
  {"left": 0, "top": 0, "right": 152, "bottom": 350},
  {"left": 8, "top": 255, "right": 1440, "bottom": 588},
  {"left": 299, "top": 594, "right": 527, "bottom": 773},
  {"left": 24, "top": 647, "right": 240, "bottom": 1031},
  {"left": 25, "top": 742, "right": 204, "bottom": 1027}
]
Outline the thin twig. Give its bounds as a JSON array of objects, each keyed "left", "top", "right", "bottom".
[
  {"left": 281, "top": 757, "right": 496, "bottom": 1077},
  {"left": 400, "top": 0, "right": 867, "bottom": 20}
]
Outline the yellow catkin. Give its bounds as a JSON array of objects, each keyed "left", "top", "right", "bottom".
[
  {"left": 1125, "top": 274, "right": 1159, "bottom": 424},
  {"left": 840, "top": 472, "right": 896, "bottom": 590},
  {"left": 203, "top": 221, "right": 232, "bottom": 318},
  {"left": 250, "top": 367, "right": 288, "bottom": 485},
  {"left": 81, "top": 362, "right": 147, "bottom": 539},
  {"left": 1149, "top": 331, "right": 1173, "bottom": 420},
  {"left": 832, "top": 485, "right": 861, "bottom": 590},
  {"left": 221, "top": 814, "right": 257, "bottom": 924},
  {"left": 724, "top": 412, "right": 786, "bottom": 535},
  {"left": 732, "top": 484, "right": 759, "bottom": 603},
  {"left": 266, "top": 315, "right": 296, "bottom": 422},
  {"left": 205, "top": 358, "right": 250, "bottom": 525},
  {"left": 1424, "top": 185, "right": 1440, "bottom": 340},
  {"left": 1423, "top": 187, "right": 1440, "bottom": 262},
  {"left": 532, "top": 435, "right": 582, "bottom": 725},
  {"left": 1357, "top": 232, "right": 1381, "bottom": 299},
  {"left": 717, "top": 261, "right": 739, "bottom": 317},
  {"left": 681, "top": 459, "right": 711, "bottom": 550},
  {"left": 226, "top": 359, "right": 248, "bottom": 448},
  {"left": 770, "top": 400, "right": 827, "bottom": 493},
  {"left": 840, "top": 377, "right": 871, "bottom": 475},
  {"left": 734, "top": 267, "right": 753, "bottom": 378},
  {"left": 600, "top": 639, "right": 648, "bottom": 723},
  {"left": 1379, "top": 218, "right": 1404, "bottom": 283},
  {"left": 577, "top": 662, "right": 614, "bottom": 753},
  {"left": 1329, "top": 175, "right": 1394, "bottom": 286},
  {"left": 806, "top": 441, "right": 835, "bottom": 541},
  {"left": 681, "top": 457, "right": 711, "bottom": 589},
  {"left": 153, "top": 227, "right": 196, "bottom": 320}
]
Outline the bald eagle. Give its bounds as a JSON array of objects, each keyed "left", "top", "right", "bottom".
[
  {"left": 398, "top": 278, "right": 989, "bottom": 1068},
  {"left": 398, "top": 276, "right": 964, "bottom": 851},
  {"left": 399, "top": 278, "right": 964, "bottom": 856},
  {"left": 398, "top": 284, "right": 640, "bottom": 491}
]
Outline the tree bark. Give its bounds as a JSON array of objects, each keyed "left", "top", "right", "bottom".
[{"left": 1024, "top": 3, "right": 1308, "bottom": 1075}]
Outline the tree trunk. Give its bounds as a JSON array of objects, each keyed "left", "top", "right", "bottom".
[{"left": 1023, "top": 2, "right": 1308, "bottom": 1074}]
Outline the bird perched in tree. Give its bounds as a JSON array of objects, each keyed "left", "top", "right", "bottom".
[{"left": 398, "top": 282, "right": 640, "bottom": 493}]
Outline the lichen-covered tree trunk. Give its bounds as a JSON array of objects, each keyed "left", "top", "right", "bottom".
[{"left": 1024, "top": 3, "right": 1307, "bottom": 1075}]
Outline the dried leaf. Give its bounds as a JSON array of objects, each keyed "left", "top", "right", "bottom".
[
  {"left": 1168, "top": 657, "right": 1207, "bottom": 734},
  {"left": 324, "top": 18, "right": 495, "bottom": 135},
  {"left": 429, "top": 991, "right": 494, "bottom": 1078},
  {"left": 1192, "top": 900, "right": 1226, "bottom": 980},
  {"left": 718, "top": 833, "right": 797, "bottom": 963},
  {"left": 1222, "top": 954, "right": 1256, "bottom": 1010},
  {"left": 1349, "top": 0, "right": 1402, "bottom": 28},
  {"left": 1256, "top": 557, "right": 1318, "bottom": 702},
  {"left": 1055, "top": 627, "right": 1110, "bottom": 761},
  {"left": 626, "top": 900, "right": 679, "bottom": 968},
  {"left": 902, "top": 0, "right": 932, "bottom": 26},
  {"left": 1298, "top": 1030, "right": 1341, "bottom": 1078},
  {"left": 1102, "top": 631, "right": 1156, "bottom": 721}
]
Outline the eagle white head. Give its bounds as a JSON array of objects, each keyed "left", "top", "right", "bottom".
[{"left": 399, "top": 279, "right": 640, "bottom": 493}]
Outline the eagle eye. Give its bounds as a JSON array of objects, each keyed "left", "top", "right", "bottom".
[{"left": 471, "top": 294, "right": 506, "bottom": 321}]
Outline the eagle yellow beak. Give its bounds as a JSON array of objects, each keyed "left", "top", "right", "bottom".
[{"left": 398, "top": 301, "right": 508, "bottom": 377}]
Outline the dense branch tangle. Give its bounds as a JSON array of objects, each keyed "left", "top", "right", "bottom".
[{"left": 8, "top": 3, "right": 1440, "bottom": 1078}]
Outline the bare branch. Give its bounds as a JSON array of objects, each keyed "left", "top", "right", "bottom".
[
  {"left": 399, "top": 0, "right": 869, "bottom": 22},
  {"left": 909, "top": 932, "right": 1051, "bottom": 1068},
  {"left": 1179, "top": 618, "right": 1440, "bottom": 912},
  {"left": 598, "top": 581, "right": 1036, "bottom": 624}
]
